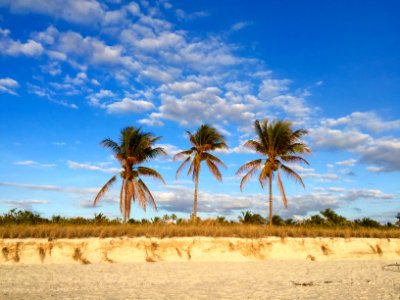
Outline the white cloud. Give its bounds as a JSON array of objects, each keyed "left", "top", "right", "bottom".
[
  {"left": 230, "top": 21, "right": 250, "bottom": 32},
  {"left": 358, "top": 137, "right": 400, "bottom": 173},
  {"left": 258, "top": 79, "right": 290, "bottom": 99},
  {"left": 336, "top": 159, "right": 357, "bottom": 167},
  {"left": 175, "top": 9, "right": 209, "bottom": 21},
  {"left": 13, "top": 160, "right": 37, "bottom": 166},
  {"left": 13, "top": 160, "right": 56, "bottom": 168},
  {"left": 0, "top": 0, "right": 106, "bottom": 25},
  {"left": 1, "top": 199, "right": 49, "bottom": 210},
  {"left": 322, "top": 111, "right": 400, "bottom": 133},
  {"left": 27, "top": 83, "right": 78, "bottom": 109},
  {"left": 67, "top": 160, "right": 121, "bottom": 174},
  {"left": 0, "top": 77, "right": 19, "bottom": 95},
  {"left": 159, "top": 81, "right": 202, "bottom": 94},
  {"left": 106, "top": 98, "right": 155, "bottom": 114},
  {"left": 0, "top": 181, "right": 98, "bottom": 194},
  {"left": 310, "top": 127, "right": 371, "bottom": 150},
  {"left": 52, "top": 142, "right": 66, "bottom": 146},
  {"left": 0, "top": 28, "right": 44, "bottom": 56}
]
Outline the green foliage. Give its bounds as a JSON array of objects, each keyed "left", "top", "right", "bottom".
[
  {"left": 320, "top": 208, "right": 352, "bottom": 227},
  {"left": 271, "top": 215, "right": 285, "bottom": 226},
  {"left": 0, "top": 209, "right": 390, "bottom": 229},
  {"left": 0, "top": 209, "right": 47, "bottom": 225},
  {"left": 396, "top": 212, "right": 400, "bottom": 227},
  {"left": 354, "top": 218, "right": 381, "bottom": 228},
  {"left": 239, "top": 211, "right": 267, "bottom": 225}
]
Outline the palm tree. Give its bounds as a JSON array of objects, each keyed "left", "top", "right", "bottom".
[
  {"left": 236, "top": 119, "right": 310, "bottom": 226},
  {"left": 93, "top": 126, "right": 166, "bottom": 223},
  {"left": 174, "top": 124, "right": 227, "bottom": 220}
]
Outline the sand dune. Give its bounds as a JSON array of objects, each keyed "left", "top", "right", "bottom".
[{"left": 1, "top": 237, "right": 399, "bottom": 264}]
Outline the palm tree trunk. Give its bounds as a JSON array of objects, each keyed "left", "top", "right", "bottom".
[
  {"left": 269, "top": 173, "right": 273, "bottom": 226},
  {"left": 193, "top": 172, "right": 199, "bottom": 220}
]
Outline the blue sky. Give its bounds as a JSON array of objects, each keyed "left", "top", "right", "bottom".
[{"left": 0, "top": 0, "right": 399, "bottom": 222}]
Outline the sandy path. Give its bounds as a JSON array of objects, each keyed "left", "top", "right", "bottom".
[{"left": 1, "top": 261, "right": 399, "bottom": 299}]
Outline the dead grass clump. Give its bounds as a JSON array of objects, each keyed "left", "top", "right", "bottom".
[
  {"left": 72, "top": 247, "right": 90, "bottom": 264},
  {"left": 2, "top": 247, "right": 9, "bottom": 261},
  {"left": 38, "top": 247, "right": 46, "bottom": 262}
]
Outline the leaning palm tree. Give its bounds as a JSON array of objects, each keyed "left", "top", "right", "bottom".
[
  {"left": 174, "top": 124, "right": 227, "bottom": 220},
  {"left": 236, "top": 119, "right": 310, "bottom": 226},
  {"left": 93, "top": 126, "right": 166, "bottom": 223}
]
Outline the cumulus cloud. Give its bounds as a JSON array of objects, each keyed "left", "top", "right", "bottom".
[
  {"left": 106, "top": 98, "right": 155, "bottom": 114},
  {"left": 322, "top": 111, "right": 400, "bottom": 133},
  {"left": 0, "top": 28, "right": 44, "bottom": 56},
  {"left": 310, "top": 127, "right": 371, "bottom": 150},
  {"left": 0, "top": 0, "right": 106, "bottom": 25},
  {"left": 358, "top": 137, "right": 400, "bottom": 173}
]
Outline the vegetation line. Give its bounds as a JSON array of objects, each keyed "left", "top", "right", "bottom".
[{"left": 1, "top": 209, "right": 399, "bottom": 239}]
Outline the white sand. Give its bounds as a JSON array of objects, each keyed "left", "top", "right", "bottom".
[
  {"left": 1, "top": 237, "right": 399, "bottom": 299},
  {"left": 1, "top": 261, "right": 400, "bottom": 299}
]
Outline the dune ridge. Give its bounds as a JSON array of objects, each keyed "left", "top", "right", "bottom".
[{"left": 1, "top": 237, "right": 400, "bottom": 264}]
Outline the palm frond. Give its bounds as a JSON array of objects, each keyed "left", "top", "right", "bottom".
[
  {"left": 138, "top": 167, "right": 165, "bottom": 183},
  {"left": 176, "top": 156, "right": 192, "bottom": 179},
  {"left": 244, "top": 140, "right": 265, "bottom": 154},
  {"left": 280, "top": 164, "right": 305, "bottom": 188},
  {"left": 202, "top": 152, "right": 227, "bottom": 168},
  {"left": 277, "top": 171, "right": 288, "bottom": 208},
  {"left": 93, "top": 176, "right": 117, "bottom": 206},
  {"left": 101, "top": 139, "right": 120, "bottom": 155},
  {"left": 280, "top": 155, "right": 310, "bottom": 165},
  {"left": 239, "top": 166, "right": 259, "bottom": 191},
  {"left": 259, "top": 164, "right": 272, "bottom": 189},
  {"left": 205, "top": 159, "right": 222, "bottom": 181},
  {"left": 288, "top": 142, "right": 311, "bottom": 154},
  {"left": 254, "top": 119, "right": 270, "bottom": 149},
  {"left": 138, "top": 178, "right": 157, "bottom": 211},
  {"left": 236, "top": 159, "right": 262, "bottom": 175},
  {"left": 133, "top": 178, "right": 147, "bottom": 211},
  {"left": 173, "top": 149, "right": 194, "bottom": 161}
]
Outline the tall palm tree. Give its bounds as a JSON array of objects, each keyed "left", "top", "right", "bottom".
[
  {"left": 174, "top": 124, "right": 227, "bottom": 220},
  {"left": 93, "top": 126, "right": 166, "bottom": 223},
  {"left": 236, "top": 119, "right": 310, "bottom": 226}
]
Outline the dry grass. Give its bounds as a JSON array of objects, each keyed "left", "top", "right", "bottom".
[{"left": 0, "top": 224, "right": 399, "bottom": 239}]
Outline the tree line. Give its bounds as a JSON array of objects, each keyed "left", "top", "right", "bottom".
[
  {"left": 94, "top": 119, "right": 310, "bottom": 225},
  {"left": 1, "top": 208, "right": 400, "bottom": 228}
]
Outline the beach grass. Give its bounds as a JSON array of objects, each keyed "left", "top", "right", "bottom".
[{"left": 1, "top": 223, "right": 399, "bottom": 239}]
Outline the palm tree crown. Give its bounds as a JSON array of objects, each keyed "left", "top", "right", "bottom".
[
  {"left": 236, "top": 119, "right": 310, "bottom": 225},
  {"left": 174, "top": 124, "right": 227, "bottom": 219},
  {"left": 93, "top": 126, "right": 166, "bottom": 223}
]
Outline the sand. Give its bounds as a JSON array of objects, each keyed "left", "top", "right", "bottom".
[
  {"left": 1, "top": 261, "right": 400, "bottom": 299},
  {"left": 1, "top": 237, "right": 400, "bottom": 299}
]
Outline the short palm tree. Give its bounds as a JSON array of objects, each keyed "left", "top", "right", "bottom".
[
  {"left": 236, "top": 119, "right": 310, "bottom": 226},
  {"left": 174, "top": 124, "right": 227, "bottom": 220},
  {"left": 93, "top": 126, "right": 166, "bottom": 223}
]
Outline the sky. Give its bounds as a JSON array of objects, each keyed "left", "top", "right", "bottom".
[{"left": 0, "top": 0, "right": 399, "bottom": 223}]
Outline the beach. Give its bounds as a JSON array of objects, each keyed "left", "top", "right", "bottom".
[
  {"left": 1, "top": 237, "right": 400, "bottom": 299},
  {"left": 1, "top": 261, "right": 400, "bottom": 299}
]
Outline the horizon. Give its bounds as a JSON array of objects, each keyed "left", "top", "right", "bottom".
[{"left": 0, "top": 0, "right": 399, "bottom": 223}]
